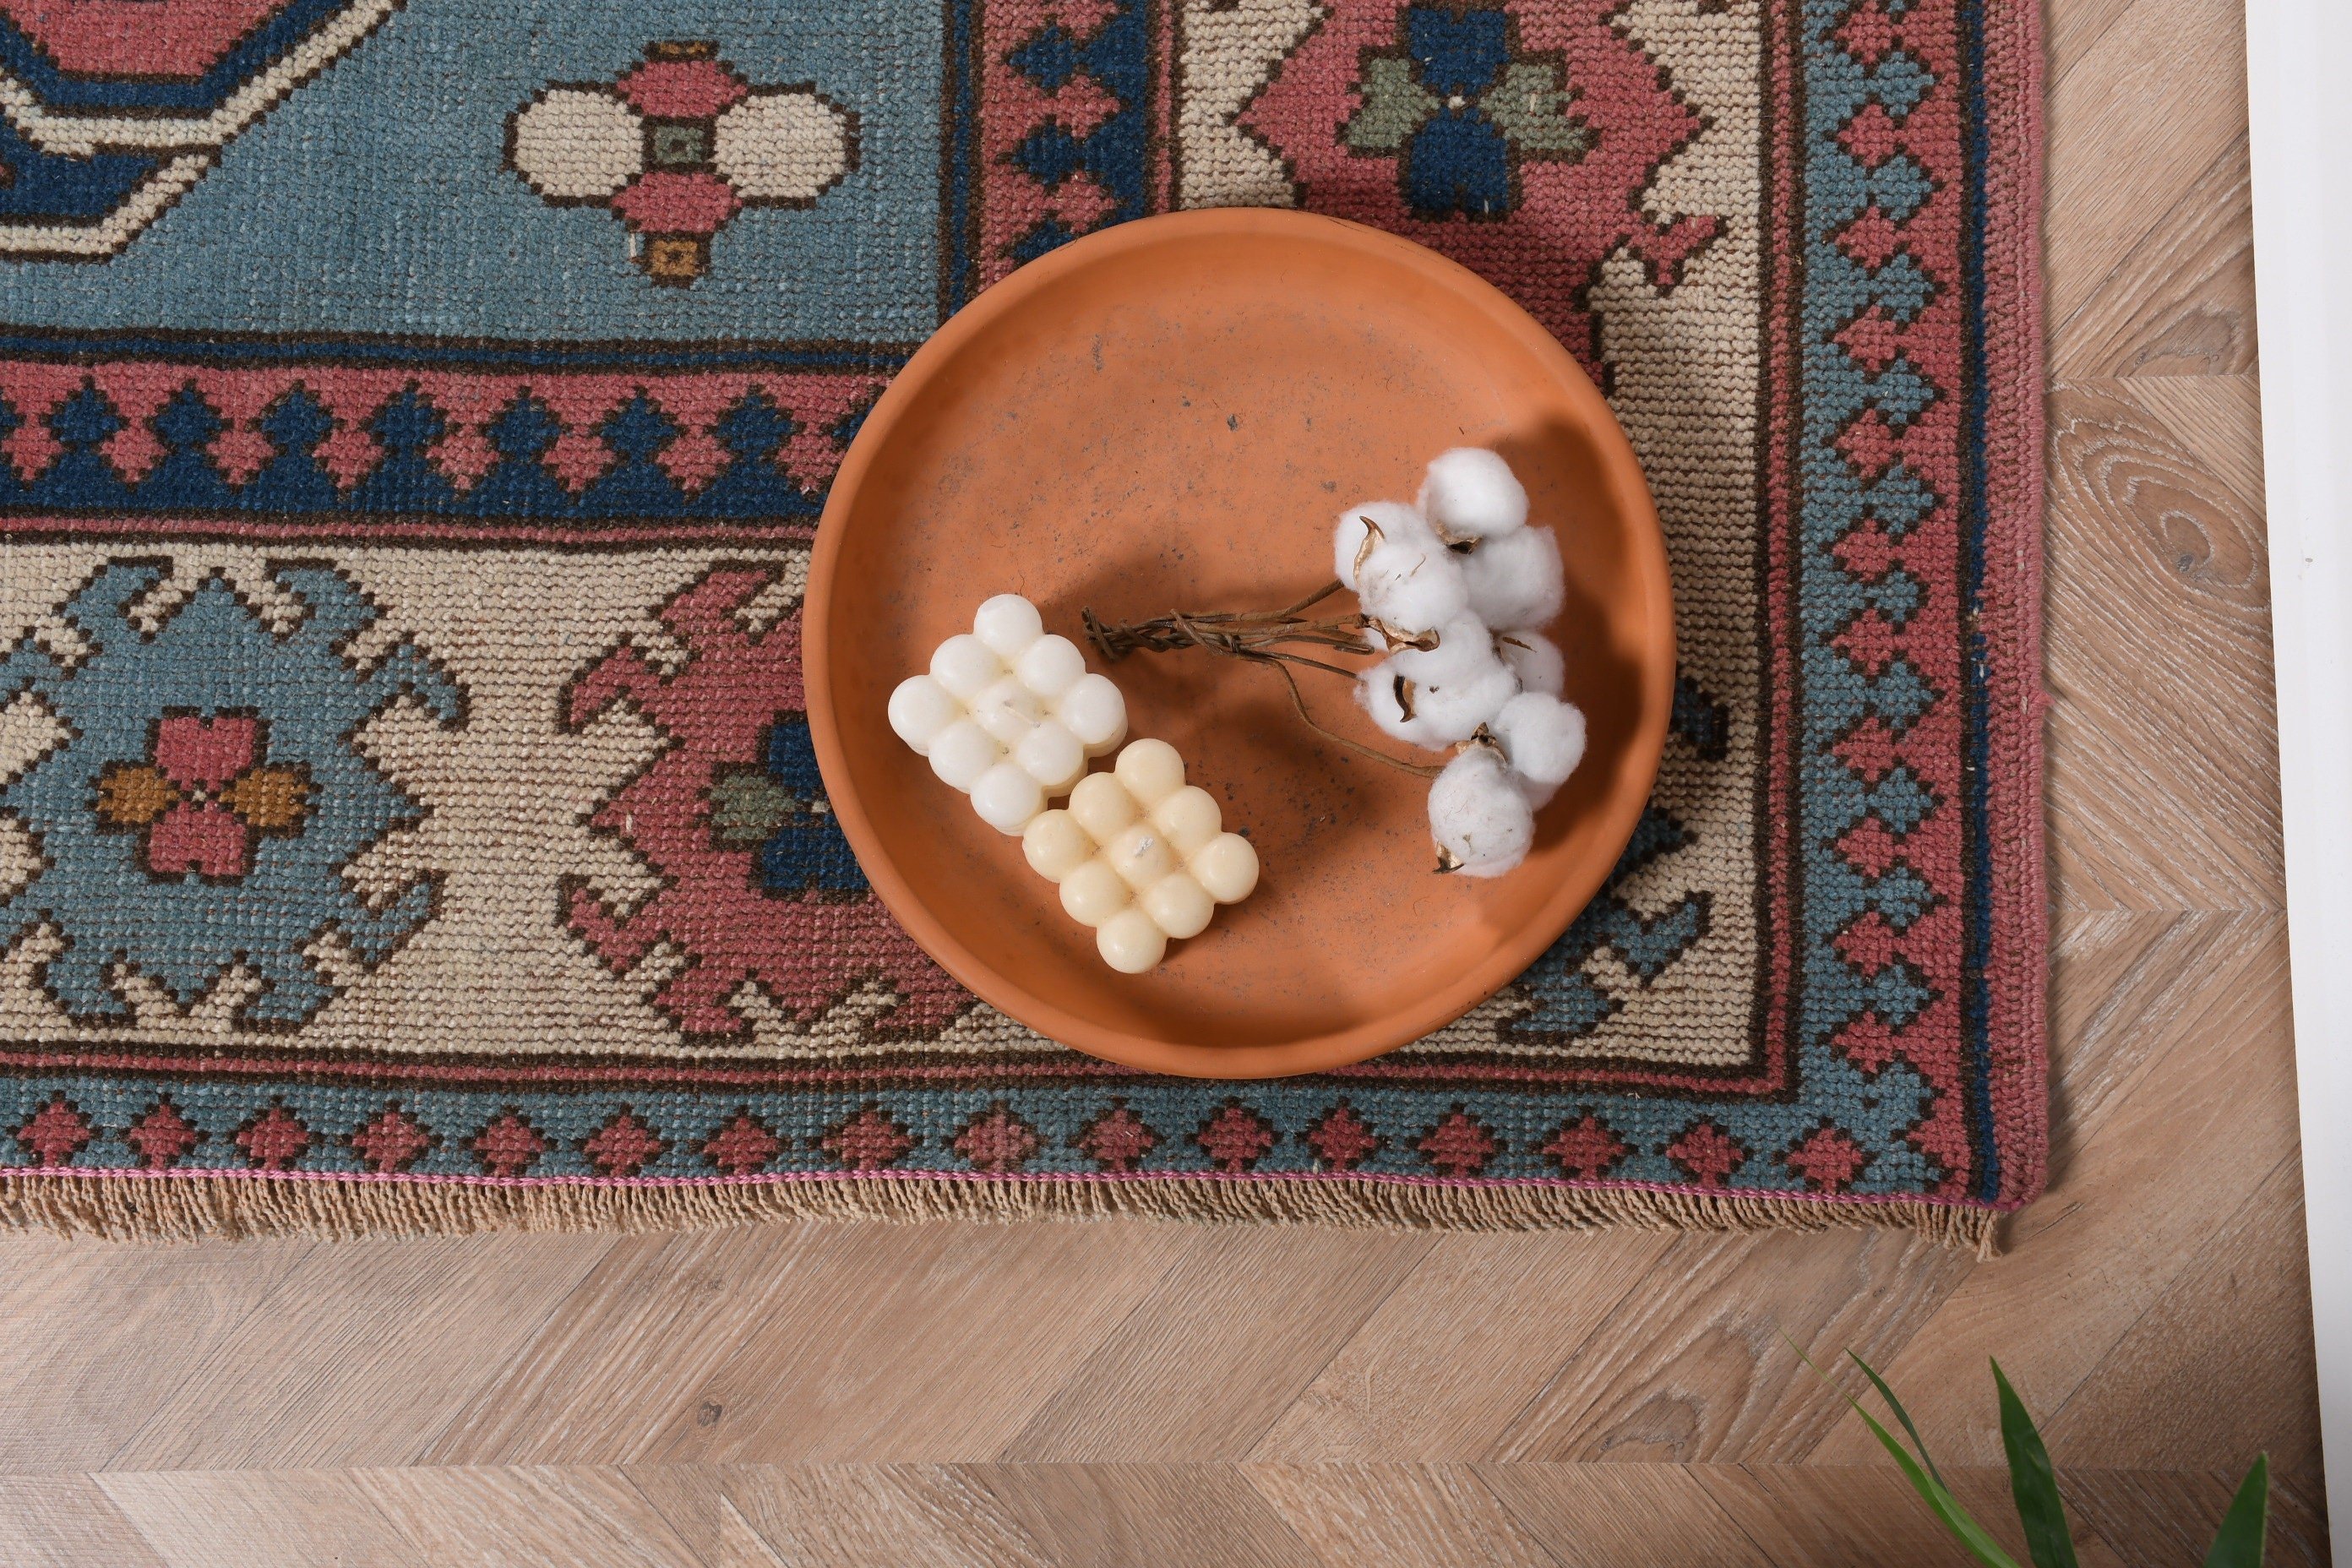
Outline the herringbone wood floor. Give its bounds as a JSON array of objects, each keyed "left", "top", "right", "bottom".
[{"left": 0, "top": 0, "right": 2311, "bottom": 1561}]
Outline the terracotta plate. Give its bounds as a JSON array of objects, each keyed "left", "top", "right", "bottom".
[{"left": 808, "top": 209, "right": 1674, "bottom": 1078}]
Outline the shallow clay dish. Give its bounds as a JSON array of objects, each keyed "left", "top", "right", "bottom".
[{"left": 808, "top": 209, "right": 1673, "bottom": 1078}]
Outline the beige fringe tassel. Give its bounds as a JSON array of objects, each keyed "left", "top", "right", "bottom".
[{"left": 0, "top": 1172, "right": 2001, "bottom": 1257}]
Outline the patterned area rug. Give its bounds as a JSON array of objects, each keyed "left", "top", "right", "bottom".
[{"left": 0, "top": 0, "right": 2043, "bottom": 1244}]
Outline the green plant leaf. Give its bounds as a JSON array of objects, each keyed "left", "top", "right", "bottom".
[
  {"left": 1785, "top": 1339, "right": 2024, "bottom": 1568},
  {"left": 1990, "top": 1360, "right": 2079, "bottom": 1568},
  {"left": 2202, "top": 1454, "right": 2269, "bottom": 1568},
  {"left": 1849, "top": 1348, "right": 1949, "bottom": 1486}
]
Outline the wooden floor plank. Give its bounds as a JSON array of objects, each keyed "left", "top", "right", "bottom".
[
  {"left": 2044, "top": 378, "right": 2280, "bottom": 914},
  {"left": 2050, "top": 133, "right": 2257, "bottom": 379},
  {"left": 1490, "top": 1228, "right": 1972, "bottom": 1463},
  {"left": 2063, "top": 1467, "right": 2330, "bottom": 1568},
  {"left": 0, "top": 1476, "right": 170, "bottom": 1568},
  {"left": 670, "top": 1464, "right": 1053, "bottom": 1568},
  {"left": 1690, "top": 1464, "right": 2128, "bottom": 1568},
  {"left": 1475, "top": 1462, "right": 1778, "bottom": 1568},
  {"left": 2044, "top": 0, "right": 2248, "bottom": 331},
  {"left": 971, "top": 1463, "right": 1326, "bottom": 1567},
  {"left": 999, "top": 1230, "right": 1435, "bottom": 1462},
  {"left": 353, "top": 1466, "right": 708, "bottom": 1568},
  {"left": 2041, "top": 1154, "right": 2322, "bottom": 1473},
  {"left": 619, "top": 1222, "right": 1198, "bottom": 1466},
  {"left": 1244, "top": 1462, "right": 1564, "bottom": 1568},
  {"left": 1246, "top": 1230, "right": 1676, "bottom": 1462},
  {"left": 94, "top": 1470, "right": 417, "bottom": 1568}
]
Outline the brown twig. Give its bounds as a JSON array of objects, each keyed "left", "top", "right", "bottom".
[{"left": 1084, "top": 582, "right": 1445, "bottom": 779}]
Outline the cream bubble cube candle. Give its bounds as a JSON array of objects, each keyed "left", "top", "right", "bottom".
[
  {"left": 1021, "top": 739, "right": 1259, "bottom": 974},
  {"left": 887, "top": 594, "right": 1128, "bottom": 833}
]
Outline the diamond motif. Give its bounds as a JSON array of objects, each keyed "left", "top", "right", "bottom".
[
  {"left": 1539, "top": 1115, "right": 1628, "bottom": 1180},
  {"left": 823, "top": 1106, "right": 915, "bottom": 1170},
  {"left": 233, "top": 1102, "right": 311, "bottom": 1170},
  {"left": 349, "top": 1106, "right": 433, "bottom": 1173},
  {"left": 702, "top": 1112, "right": 782, "bottom": 1175},
  {"left": 1075, "top": 1102, "right": 1158, "bottom": 1172},
  {"left": 953, "top": 1103, "right": 1039, "bottom": 1173},
  {"left": 1784, "top": 1124, "right": 1870, "bottom": 1191},
  {"left": 1305, "top": 1103, "right": 1380, "bottom": 1171},
  {"left": 125, "top": 1098, "right": 202, "bottom": 1169},
  {"left": 584, "top": 1111, "right": 665, "bottom": 1176},
  {"left": 1664, "top": 1120, "right": 1745, "bottom": 1187},
  {"left": 14, "top": 1093, "right": 90, "bottom": 1167},
  {"left": 1194, "top": 1102, "right": 1277, "bottom": 1173},
  {"left": 1417, "top": 1109, "right": 1500, "bottom": 1177},
  {"left": 471, "top": 1112, "right": 549, "bottom": 1177}
]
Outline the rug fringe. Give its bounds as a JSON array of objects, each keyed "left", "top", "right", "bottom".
[{"left": 0, "top": 1173, "right": 2001, "bottom": 1256}]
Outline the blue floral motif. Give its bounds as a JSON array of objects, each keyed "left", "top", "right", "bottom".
[
  {"left": 706, "top": 712, "right": 865, "bottom": 897},
  {"left": 0, "top": 564, "right": 462, "bottom": 1026},
  {"left": 1344, "top": 3, "right": 1592, "bottom": 220}
]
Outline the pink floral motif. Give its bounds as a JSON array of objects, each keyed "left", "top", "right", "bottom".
[
  {"left": 508, "top": 41, "right": 857, "bottom": 286},
  {"left": 94, "top": 712, "right": 311, "bottom": 879}
]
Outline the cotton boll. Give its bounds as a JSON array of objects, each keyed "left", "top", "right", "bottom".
[
  {"left": 972, "top": 593, "right": 1044, "bottom": 658},
  {"left": 1460, "top": 526, "right": 1565, "bottom": 630},
  {"left": 1357, "top": 662, "right": 1441, "bottom": 747},
  {"left": 1489, "top": 692, "right": 1587, "bottom": 787},
  {"left": 887, "top": 675, "right": 960, "bottom": 754},
  {"left": 1418, "top": 448, "right": 1528, "bottom": 542},
  {"left": 1190, "top": 832, "right": 1260, "bottom": 904},
  {"left": 1068, "top": 771, "right": 1138, "bottom": 841},
  {"left": 971, "top": 762, "right": 1046, "bottom": 834},
  {"left": 1334, "top": 501, "right": 1435, "bottom": 588},
  {"left": 927, "top": 719, "right": 1001, "bottom": 791},
  {"left": 1059, "top": 859, "right": 1131, "bottom": 927},
  {"left": 1517, "top": 773, "right": 1562, "bottom": 810},
  {"left": 1015, "top": 634, "right": 1086, "bottom": 700},
  {"left": 1392, "top": 612, "right": 1498, "bottom": 686},
  {"left": 968, "top": 674, "right": 1043, "bottom": 746},
  {"left": 1113, "top": 738, "right": 1186, "bottom": 807},
  {"left": 1097, "top": 907, "right": 1168, "bottom": 974},
  {"left": 1014, "top": 720, "right": 1086, "bottom": 793},
  {"left": 930, "top": 634, "right": 1002, "bottom": 700},
  {"left": 1494, "top": 630, "right": 1565, "bottom": 697},
  {"left": 1152, "top": 786, "right": 1222, "bottom": 856},
  {"left": 1429, "top": 746, "right": 1535, "bottom": 878},
  {"left": 1023, "top": 810, "right": 1095, "bottom": 883},
  {"left": 1057, "top": 673, "right": 1128, "bottom": 754},
  {"left": 1413, "top": 662, "right": 1520, "bottom": 743},
  {"left": 1142, "top": 872, "right": 1215, "bottom": 939},
  {"left": 1358, "top": 539, "right": 1469, "bottom": 634}
]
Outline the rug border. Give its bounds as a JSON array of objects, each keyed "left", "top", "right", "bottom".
[
  {"left": 0, "top": 0, "right": 2049, "bottom": 1245},
  {"left": 1976, "top": 0, "right": 2051, "bottom": 1211},
  {"left": 0, "top": 1168, "right": 2001, "bottom": 1254}
]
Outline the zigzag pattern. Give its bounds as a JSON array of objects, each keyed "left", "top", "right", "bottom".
[
  {"left": 979, "top": 0, "right": 1150, "bottom": 281},
  {"left": 0, "top": 365, "right": 886, "bottom": 520},
  {"left": 1800, "top": 0, "right": 1967, "bottom": 1188}
]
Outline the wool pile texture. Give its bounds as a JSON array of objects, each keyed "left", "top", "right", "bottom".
[{"left": 0, "top": 0, "right": 2044, "bottom": 1247}]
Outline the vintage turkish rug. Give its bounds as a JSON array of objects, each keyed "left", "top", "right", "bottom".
[{"left": 0, "top": 0, "right": 2044, "bottom": 1245}]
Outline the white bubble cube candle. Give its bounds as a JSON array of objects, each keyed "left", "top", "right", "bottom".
[
  {"left": 1020, "top": 739, "right": 1260, "bottom": 974},
  {"left": 887, "top": 594, "right": 1128, "bottom": 833}
]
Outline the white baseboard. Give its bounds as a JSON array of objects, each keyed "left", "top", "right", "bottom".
[{"left": 2245, "top": 0, "right": 2352, "bottom": 1549}]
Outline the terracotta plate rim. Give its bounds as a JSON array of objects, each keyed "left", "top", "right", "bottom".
[{"left": 807, "top": 208, "right": 1674, "bottom": 1080}]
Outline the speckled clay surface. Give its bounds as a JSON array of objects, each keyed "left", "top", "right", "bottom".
[{"left": 807, "top": 210, "right": 1673, "bottom": 1077}]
